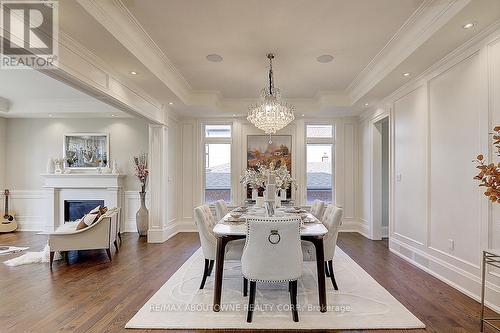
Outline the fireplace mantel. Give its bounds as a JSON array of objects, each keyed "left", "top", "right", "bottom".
[
  {"left": 42, "top": 173, "right": 125, "bottom": 229},
  {"left": 42, "top": 173, "right": 125, "bottom": 189}
]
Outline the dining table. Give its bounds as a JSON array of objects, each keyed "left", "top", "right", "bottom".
[{"left": 212, "top": 206, "right": 329, "bottom": 313}]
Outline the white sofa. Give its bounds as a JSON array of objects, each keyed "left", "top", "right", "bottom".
[{"left": 47, "top": 208, "right": 120, "bottom": 268}]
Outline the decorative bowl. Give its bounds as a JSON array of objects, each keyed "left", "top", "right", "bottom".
[{"left": 230, "top": 212, "right": 243, "bottom": 219}]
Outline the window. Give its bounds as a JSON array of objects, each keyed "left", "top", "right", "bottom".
[
  {"left": 203, "top": 124, "right": 231, "bottom": 203},
  {"left": 205, "top": 125, "right": 231, "bottom": 138},
  {"left": 306, "top": 125, "right": 334, "bottom": 204},
  {"left": 306, "top": 125, "right": 333, "bottom": 138}
]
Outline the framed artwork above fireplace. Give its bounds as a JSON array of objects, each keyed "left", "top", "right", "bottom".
[{"left": 63, "top": 133, "right": 109, "bottom": 169}]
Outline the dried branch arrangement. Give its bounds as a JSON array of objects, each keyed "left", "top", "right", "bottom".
[{"left": 473, "top": 126, "right": 500, "bottom": 203}]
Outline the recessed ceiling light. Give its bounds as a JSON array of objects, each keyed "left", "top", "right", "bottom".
[
  {"left": 111, "top": 114, "right": 115, "bottom": 117},
  {"left": 301, "top": 114, "right": 305, "bottom": 117},
  {"left": 48, "top": 114, "right": 53, "bottom": 117},
  {"left": 316, "top": 54, "right": 334, "bottom": 63},
  {"left": 462, "top": 22, "right": 475, "bottom": 29},
  {"left": 206, "top": 54, "right": 223, "bottom": 62},
  {"left": 130, "top": 71, "right": 137, "bottom": 75},
  {"left": 233, "top": 114, "right": 237, "bottom": 117},
  {"left": 364, "top": 103, "right": 369, "bottom": 107},
  {"left": 168, "top": 102, "right": 174, "bottom": 105},
  {"left": 403, "top": 72, "right": 411, "bottom": 77}
]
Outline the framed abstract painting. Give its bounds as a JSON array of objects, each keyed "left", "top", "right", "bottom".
[{"left": 246, "top": 135, "right": 292, "bottom": 198}]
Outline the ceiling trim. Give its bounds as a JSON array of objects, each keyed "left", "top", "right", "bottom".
[
  {"left": 347, "top": 0, "right": 471, "bottom": 103},
  {"left": 76, "top": 0, "right": 194, "bottom": 103},
  {"left": 75, "top": 0, "right": 474, "bottom": 114}
]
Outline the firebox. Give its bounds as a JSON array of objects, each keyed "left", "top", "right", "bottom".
[{"left": 64, "top": 200, "right": 105, "bottom": 222}]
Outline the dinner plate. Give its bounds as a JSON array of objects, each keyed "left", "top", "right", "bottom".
[{"left": 225, "top": 217, "right": 246, "bottom": 223}]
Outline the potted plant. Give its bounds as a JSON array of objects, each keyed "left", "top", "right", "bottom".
[{"left": 133, "top": 153, "right": 149, "bottom": 236}]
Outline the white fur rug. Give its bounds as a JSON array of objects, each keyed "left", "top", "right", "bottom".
[
  {"left": 126, "top": 248, "right": 425, "bottom": 330},
  {"left": 3, "top": 244, "right": 61, "bottom": 266}
]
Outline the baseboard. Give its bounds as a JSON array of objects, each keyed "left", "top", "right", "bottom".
[
  {"left": 340, "top": 218, "right": 371, "bottom": 239},
  {"left": 389, "top": 237, "right": 500, "bottom": 313}
]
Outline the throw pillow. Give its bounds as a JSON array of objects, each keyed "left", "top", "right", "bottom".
[{"left": 75, "top": 213, "right": 99, "bottom": 230}]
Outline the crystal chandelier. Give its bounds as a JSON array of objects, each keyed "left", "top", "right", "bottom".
[{"left": 248, "top": 53, "right": 295, "bottom": 143}]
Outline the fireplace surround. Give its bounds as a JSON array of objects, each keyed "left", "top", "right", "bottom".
[{"left": 42, "top": 173, "right": 124, "bottom": 230}]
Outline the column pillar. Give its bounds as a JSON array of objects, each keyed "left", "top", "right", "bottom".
[{"left": 147, "top": 124, "right": 170, "bottom": 243}]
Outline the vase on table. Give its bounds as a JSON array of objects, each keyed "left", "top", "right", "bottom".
[
  {"left": 251, "top": 188, "right": 258, "bottom": 200},
  {"left": 279, "top": 189, "right": 287, "bottom": 201},
  {"left": 136, "top": 191, "right": 149, "bottom": 236}
]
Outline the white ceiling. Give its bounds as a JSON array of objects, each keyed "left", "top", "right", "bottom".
[
  {"left": 0, "top": 69, "right": 129, "bottom": 118},
  {"left": 8, "top": 0, "right": 498, "bottom": 119},
  {"left": 123, "top": 0, "right": 424, "bottom": 98}
]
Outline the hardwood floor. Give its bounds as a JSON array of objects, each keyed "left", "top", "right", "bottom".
[{"left": 0, "top": 231, "right": 496, "bottom": 332}]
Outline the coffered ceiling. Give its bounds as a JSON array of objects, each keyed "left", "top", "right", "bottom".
[
  {"left": 122, "top": 0, "right": 424, "bottom": 98},
  {"left": 25, "top": 0, "right": 500, "bottom": 118}
]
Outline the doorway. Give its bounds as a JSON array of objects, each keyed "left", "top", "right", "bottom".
[{"left": 372, "top": 117, "right": 390, "bottom": 240}]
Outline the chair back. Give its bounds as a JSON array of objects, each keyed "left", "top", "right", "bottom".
[
  {"left": 194, "top": 205, "right": 217, "bottom": 260},
  {"left": 241, "top": 216, "right": 302, "bottom": 282},
  {"left": 214, "top": 200, "right": 228, "bottom": 221},
  {"left": 321, "top": 203, "right": 335, "bottom": 223},
  {"left": 310, "top": 200, "right": 325, "bottom": 219},
  {"left": 323, "top": 206, "right": 343, "bottom": 260}
]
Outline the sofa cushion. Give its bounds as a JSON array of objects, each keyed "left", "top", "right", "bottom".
[{"left": 56, "top": 221, "right": 79, "bottom": 233}]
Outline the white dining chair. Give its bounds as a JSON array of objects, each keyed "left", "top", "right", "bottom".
[
  {"left": 241, "top": 216, "right": 302, "bottom": 322},
  {"left": 193, "top": 205, "right": 244, "bottom": 289},
  {"left": 320, "top": 203, "right": 335, "bottom": 223},
  {"left": 310, "top": 199, "right": 326, "bottom": 219},
  {"left": 302, "top": 204, "right": 343, "bottom": 290},
  {"left": 214, "top": 200, "right": 228, "bottom": 221}
]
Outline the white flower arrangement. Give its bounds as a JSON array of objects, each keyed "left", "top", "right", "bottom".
[
  {"left": 240, "top": 162, "right": 297, "bottom": 191},
  {"left": 239, "top": 167, "right": 267, "bottom": 190}
]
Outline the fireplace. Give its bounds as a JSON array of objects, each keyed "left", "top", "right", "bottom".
[{"left": 64, "top": 200, "right": 105, "bottom": 222}]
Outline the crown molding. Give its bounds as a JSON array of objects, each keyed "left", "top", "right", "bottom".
[
  {"left": 75, "top": 0, "right": 472, "bottom": 115},
  {"left": 347, "top": 0, "right": 471, "bottom": 103},
  {"left": 77, "top": 0, "right": 193, "bottom": 104},
  {"left": 376, "top": 19, "right": 500, "bottom": 110}
]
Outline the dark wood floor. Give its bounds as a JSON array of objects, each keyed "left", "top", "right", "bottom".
[{"left": 0, "top": 231, "right": 496, "bottom": 333}]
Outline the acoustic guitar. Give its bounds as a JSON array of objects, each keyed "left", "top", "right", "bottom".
[{"left": 1, "top": 189, "right": 17, "bottom": 233}]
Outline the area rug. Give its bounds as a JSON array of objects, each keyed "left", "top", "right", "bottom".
[
  {"left": 3, "top": 244, "right": 61, "bottom": 266},
  {"left": 126, "top": 248, "right": 425, "bottom": 330}
]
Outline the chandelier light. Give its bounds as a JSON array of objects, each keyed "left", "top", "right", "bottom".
[{"left": 247, "top": 53, "right": 295, "bottom": 143}]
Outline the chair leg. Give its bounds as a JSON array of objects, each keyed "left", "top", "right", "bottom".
[
  {"left": 247, "top": 281, "right": 256, "bottom": 323},
  {"left": 290, "top": 280, "right": 299, "bottom": 322},
  {"left": 49, "top": 251, "right": 54, "bottom": 269},
  {"left": 106, "top": 248, "right": 112, "bottom": 262},
  {"left": 199, "top": 259, "right": 210, "bottom": 289},
  {"left": 243, "top": 277, "right": 248, "bottom": 297},
  {"left": 118, "top": 232, "right": 122, "bottom": 244},
  {"left": 114, "top": 240, "right": 119, "bottom": 252},
  {"left": 325, "top": 261, "right": 331, "bottom": 277},
  {"left": 327, "top": 260, "right": 338, "bottom": 290},
  {"left": 208, "top": 260, "right": 214, "bottom": 276},
  {"left": 63, "top": 251, "right": 70, "bottom": 264}
]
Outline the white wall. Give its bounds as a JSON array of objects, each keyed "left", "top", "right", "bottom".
[
  {"left": 2, "top": 117, "right": 152, "bottom": 231},
  {"left": 178, "top": 116, "right": 360, "bottom": 231},
  {"left": 358, "top": 27, "right": 500, "bottom": 310},
  {"left": 0, "top": 117, "right": 5, "bottom": 191},
  {"left": 5, "top": 118, "right": 149, "bottom": 191}
]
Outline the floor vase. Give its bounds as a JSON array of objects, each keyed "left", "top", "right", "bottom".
[{"left": 136, "top": 191, "right": 149, "bottom": 236}]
